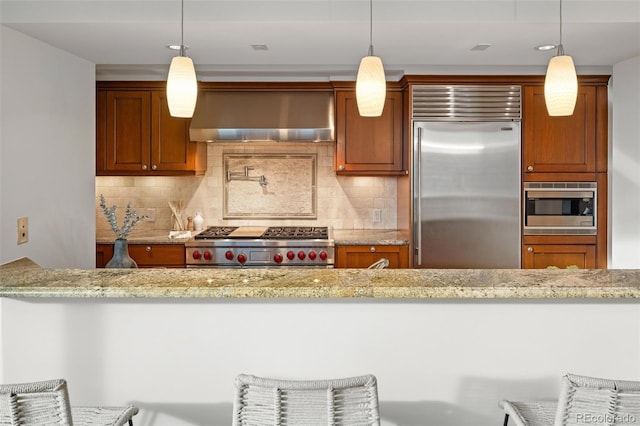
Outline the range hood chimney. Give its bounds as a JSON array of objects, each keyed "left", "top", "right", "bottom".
[{"left": 189, "top": 91, "right": 335, "bottom": 142}]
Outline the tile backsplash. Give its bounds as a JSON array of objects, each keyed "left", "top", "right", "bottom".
[{"left": 96, "top": 142, "right": 398, "bottom": 234}]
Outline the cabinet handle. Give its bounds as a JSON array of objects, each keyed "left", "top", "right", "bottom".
[
  {"left": 338, "top": 165, "right": 345, "bottom": 171},
  {"left": 370, "top": 246, "right": 376, "bottom": 253},
  {"left": 145, "top": 246, "right": 152, "bottom": 252},
  {"left": 527, "top": 247, "right": 533, "bottom": 253},
  {"left": 527, "top": 165, "right": 534, "bottom": 172},
  {"left": 152, "top": 164, "right": 158, "bottom": 170},
  {"left": 142, "top": 165, "right": 148, "bottom": 170}
]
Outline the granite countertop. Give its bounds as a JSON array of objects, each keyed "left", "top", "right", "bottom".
[
  {"left": 333, "top": 229, "right": 409, "bottom": 245},
  {"left": 96, "top": 230, "right": 193, "bottom": 244},
  {"left": 2, "top": 258, "right": 639, "bottom": 299},
  {"left": 97, "top": 229, "right": 410, "bottom": 245}
]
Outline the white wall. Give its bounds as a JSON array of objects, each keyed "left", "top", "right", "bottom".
[
  {"left": 0, "top": 26, "right": 96, "bottom": 268},
  {"left": 610, "top": 56, "right": 640, "bottom": 268},
  {"left": 2, "top": 299, "right": 639, "bottom": 426}
]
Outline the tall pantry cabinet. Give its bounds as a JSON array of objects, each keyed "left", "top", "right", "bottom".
[{"left": 522, "top": 77, "right": 609, "bottom": 269}]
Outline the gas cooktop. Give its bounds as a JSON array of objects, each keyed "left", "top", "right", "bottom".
[
  {"left": 186, "top": 226, "right": 334, "bottom": 268},
  {"left": 194, "top": 226, "right": 329, "bottom": 240}
]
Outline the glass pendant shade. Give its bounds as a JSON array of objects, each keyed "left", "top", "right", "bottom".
[
  {"left": 544, "top": 54, "right": 578, "bottom": 116},
  {"left": 167, "top": 56, "right": 198, "bottom": 118},
  {"left": 356, "top": 55, "right": 386, "bottom": 117}
]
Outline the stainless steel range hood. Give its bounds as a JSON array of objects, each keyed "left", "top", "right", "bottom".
[{"left": 189, "top": 91, "right": 334, "bottom": 142}]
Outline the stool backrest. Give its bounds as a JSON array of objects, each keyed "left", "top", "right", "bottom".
[
  {"left": 233, "top": 374, "right": 380, "bottom": 426},
  {"left": 0, "top": 379, "right": 73, "bottom": 425},
  {"left": 555, "top": 373, "right": 640, "bottom": 426}
]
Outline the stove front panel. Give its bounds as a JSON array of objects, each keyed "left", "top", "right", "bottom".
[{"left": 186, "top": 242, "right": 334, "bottom": 268}]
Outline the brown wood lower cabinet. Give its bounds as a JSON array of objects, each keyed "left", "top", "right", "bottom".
[
  {"left": 522, "top": 244, "right": 596, "bottom": 269},
  {"left": 96, "top": 243, "right": 185, "bottom": 268},
  {"left": 335, "top": 245, "right": 409, "bottom": 268}
]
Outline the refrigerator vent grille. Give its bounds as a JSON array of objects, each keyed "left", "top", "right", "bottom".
[
  {"left": 524, "top": 228, "right": 597, "bottom": 235},
  {"left": 412, "top": 85, "right": 521, "bottom": 121},
  {"left": 524, "top": 182, "right": 597, "bottom": 190}
]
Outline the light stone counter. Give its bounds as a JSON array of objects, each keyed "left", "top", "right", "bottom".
[
  {"left": 333, "top": 229, "right": 410, "bottom": 245},
  {"left": 96, "top": 230, "right": 192, "bottom": 244},
  {"left": 1, "top": 258, "right": 639, "bottom": 298}
]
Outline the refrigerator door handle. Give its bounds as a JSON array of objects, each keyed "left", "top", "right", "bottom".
[{"left": 415, "top": 127, "right": 422, "bottom": 266}]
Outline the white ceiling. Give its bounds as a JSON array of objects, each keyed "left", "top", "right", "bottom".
[{"left": 1, "top": 0, "right": 639, "bottom": 80}]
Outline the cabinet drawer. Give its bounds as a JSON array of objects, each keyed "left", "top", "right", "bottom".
[
  {"left": 128, "top": 244, "right": 185, "bottom": 266},
  {"left": 97, "top": 243, "right": 185, "bottom": 268},
  {"left": 335, "top": 245, "right": 409, "bottom": 268}
]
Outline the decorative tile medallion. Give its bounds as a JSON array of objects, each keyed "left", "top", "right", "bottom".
[{"left": 223, "top": 154, "right": 317, "bottom": 219}]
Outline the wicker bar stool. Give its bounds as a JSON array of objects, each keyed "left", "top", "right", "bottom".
[
  {"left": 368, "top": 258, "right": 389, "bottom": 269},
  {"left": 499, "top": 373, "right": 640, "bottom": 426},
  {"left": 0, "top": 378, "right": 138, "bottom": 426},
  {"left": 233, "top": 374, "right": 380, "bottom": 426}
]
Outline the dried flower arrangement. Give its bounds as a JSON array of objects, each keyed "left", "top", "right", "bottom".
[{"left": 99, "top": 194, "right": 148, "bottom": 240}]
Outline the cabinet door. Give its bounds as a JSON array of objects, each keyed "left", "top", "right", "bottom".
[
  {"left": 522, "top": 244, "right": 596, "bottom": 269},
  {"left": 151, "top": 92, "right": 196, "bottom": 172},
  {"left": 96, "top": 244, "right": 113, "bottom": 268},
  {"left": 97, "top": 84, "right": 207, "bottom": 176},
  {"left": 335, "top": 245, "right": 409, "bottom": 268},
  {"left": 97, "top": 243, "right": 185, "bottom": 268},
  {"left": 105, "top": 91, "right": 152, "bottom": 172},
  {"left": 335, "top": 91, "right": 405, "bottom": 175},
  {"left": 523, "top": 85, "right": 596, "bottom": 175}
]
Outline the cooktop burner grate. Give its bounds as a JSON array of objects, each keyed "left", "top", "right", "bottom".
[
  {"left": 194, "top": 226, "right": 238, "bottom": 239},
  {"left": 193, "top": 226, "right": 329, "bottom": 240},
  {"left": 261, "top": 226, "right": 328, "bottom": 240}
]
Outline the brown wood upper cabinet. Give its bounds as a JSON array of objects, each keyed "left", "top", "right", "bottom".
[
  {"left": 96, "top": 82, "right": 206, "bottom": 176},
  {"left": 334, "top": 90, "right": 405, "bottom": 175},
  {"left": 522, "top": 85, "right": 598, "bottom": 176}
]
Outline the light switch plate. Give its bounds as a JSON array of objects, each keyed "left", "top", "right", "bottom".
[{"left": 17, "top": 217, "right": 28, "bottom": 244}]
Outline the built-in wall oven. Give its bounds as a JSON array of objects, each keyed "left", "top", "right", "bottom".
[{"left": 523, "top": 182, "right": 597, "bottom": 235}]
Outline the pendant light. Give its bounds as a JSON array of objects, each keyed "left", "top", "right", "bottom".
[
  {"left": 166, "top": 0, "right": 198, "bottom": 118},
  {"left": 544, "top": 0, "right": 577, "bottom": 116},
  {"left": 356, "top": 0, "right": 386, "bottom": 117}
]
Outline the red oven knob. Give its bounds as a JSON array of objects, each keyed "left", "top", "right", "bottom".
[
  {"left": 297, "top": 251, "right": 306, "bottom": 260},
  {"left": 308, "top": 251, "right": 317, "bottom": 260},
  {"left": 192, "top": 250, "right": 201, "bottom": 260},
  {"left": 286, "top": 251, "right": 295, "bottom": 260},
  {"left": 274, "top": 253, "right": 283, "bottom": 263},
  {"left": 319, "top": 251, "right": 328, "bottom": 261},
  {"left": 225, "top": 250, "right": 234, "bottom": 260},
  {"left": 237, "top": 253, "right": 247, "bottom": 264},
  {"left": 203, "top": 251, "right": 212, "bottom": 260}
]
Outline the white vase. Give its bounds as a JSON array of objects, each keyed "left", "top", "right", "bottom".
[{"left": 193, "top": 212, "right": 204, "bottom": 231}]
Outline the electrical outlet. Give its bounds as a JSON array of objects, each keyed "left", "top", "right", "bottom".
[
  {"left": 146, "top": 208, "right": 156, "bottom": 222},
  {"left": 373, "top": 209, "right": 382, "bottom": 223},
  {"left": 17, "top": 217, "right": 28, "bottom": 244}
]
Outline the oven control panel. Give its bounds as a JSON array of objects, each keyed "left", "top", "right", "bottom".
[{"left": 186, "top": 246, "right": 335, "bottom": 268}]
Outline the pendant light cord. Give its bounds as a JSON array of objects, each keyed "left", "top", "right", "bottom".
[
  {"left": 557, "top": 0, "right": 565, "bottom": 56},
  {"left": 368, "top": 0, "right": 374, "bottom": 56},
  {"left": 180, "top": 0, "right": 185, "bottom": 57}
]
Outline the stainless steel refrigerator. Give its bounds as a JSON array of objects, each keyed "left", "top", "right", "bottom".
[{"left": 413, "top": 121, "right": 521, "bottom": 268}]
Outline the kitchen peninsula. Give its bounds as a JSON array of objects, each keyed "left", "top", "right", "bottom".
[
  {"left": 2, "top": 258, "right": 640, "bottom": 298},
  {"left": 2, "top": 260, "right": 640, "bottom": 426}
]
